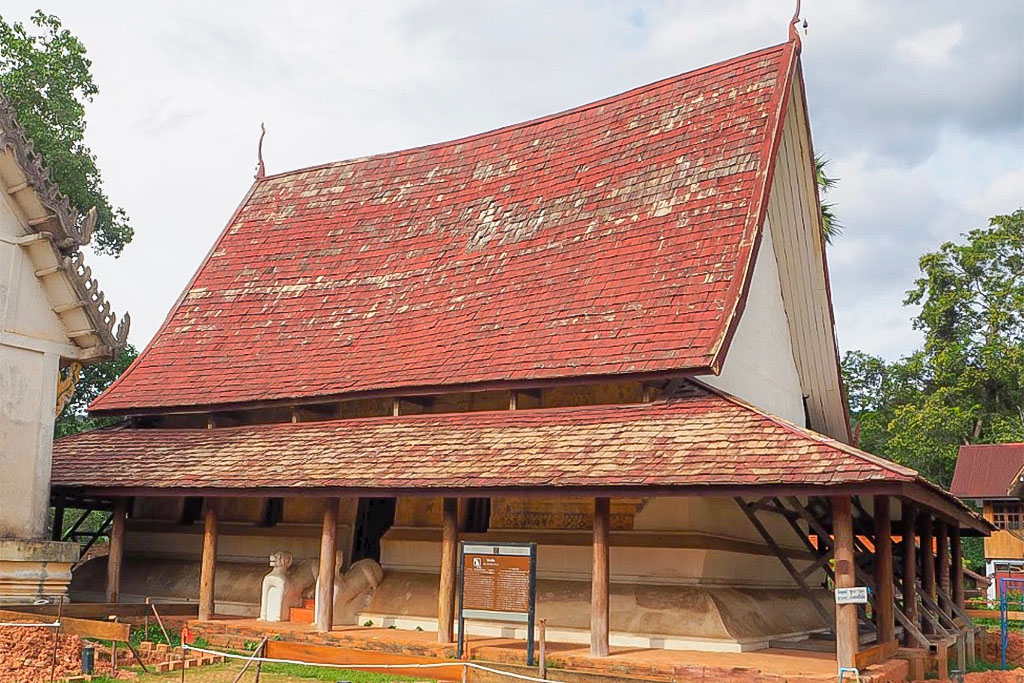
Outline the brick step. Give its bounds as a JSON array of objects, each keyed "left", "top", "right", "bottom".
[
  {"left": 289, "top": 606, "right": 315, "bottom": 624},
  {"left": 302, "top": 597, "right": 315, "bottom": 609}
]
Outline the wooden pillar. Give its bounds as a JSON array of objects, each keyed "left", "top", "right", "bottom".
[
  {"left": 833, "top": 496, "right": 858, "bottom": 670},
  {"left": 106, "top": 498, "right": 128, "bottom": 603},
  {"left": 874, "top": 495, "right": 895, "bottom": 644},
  {"left": 437, "top": 497, "right": 458, "bottom": 643},
  {"left": 198, "top": 501, "right": 219, "bottom": 621},
  {"left": 951, "top": 526, "right": 964, "bottom": 612},
  {"left": 315, "top": 498, "right": 339, "bottom": 632},
  {"left": 937, "top": 522, "right": 951, "bottom": 616},
  {"left": 591, "top": 497, "right": 610, "bottom": 657},
  {"left": 902, "top": 502, "right": 919, "bottom": 646},
  {"left": 920, "top": 511, "right": 935, "bottom": 634}
]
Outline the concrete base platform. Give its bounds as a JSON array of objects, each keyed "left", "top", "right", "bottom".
[
  {"left": 0, "top": 539, "right": 78, "bottom": 605},
  {"left": 190, "top": 617, "right": 910, "bottom": 683}
]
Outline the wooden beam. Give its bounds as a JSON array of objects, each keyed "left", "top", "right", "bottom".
[
  {"left": 902, "top": 502, "right": 919, "bottom": 646},
  {"left": 106, "top": 498, "right": 127, "bottom": 603},
  {"left": 833, "top": 495, "right": 858, "bottom": 671},
  {"left": 591, "top": 497, "right": 610, "bottom": 657},
  {"left": 315, "top": 498, "right": 339, "bottom": 632},
  {"left": 874, "top": 495, "right": 895, "bottom": 645},
  {"left": 437, "top": 497, "right": 458, "bottom": 643},
  {"left": 0, "top": 610, "right": 130, "bottom": 642},
  {"left": 736, "top": 498, "right": 833, "bottom": 625},
  {"left": 937, "top": 522, "right": 951, "bottom": 617},
  {"left": 920, "top": 511, "right": 935, "bottom": 635},
  {"left": 198, "top": 502, "right": 219, "bottom": 621},
  {"left": 951, "top": 526, "right": 964, "bottom": 613}
]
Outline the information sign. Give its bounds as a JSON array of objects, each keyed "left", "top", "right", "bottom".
[{"left": 457, "top": 542, "right": 537, "bottom": 665}]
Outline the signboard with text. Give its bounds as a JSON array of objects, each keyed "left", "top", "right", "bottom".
[
  {"left": 835, "top": 586, "right": 869, "bottom": 605},
  {"left": 457, "top": 542, "right": 537, "bottom": 665}
]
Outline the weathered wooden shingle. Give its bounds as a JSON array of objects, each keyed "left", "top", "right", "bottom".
[
  {"left": 91, "top": 43, "right": 795, "bottom": 413},
  {"left": 61, "top": 381, "right": 916, "bottom": 490}
]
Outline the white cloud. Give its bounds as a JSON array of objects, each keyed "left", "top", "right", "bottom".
[{"left": 897, "top": 23, "right": 964, "bottom": 66}]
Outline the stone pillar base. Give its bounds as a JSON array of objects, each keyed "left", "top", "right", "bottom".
[{"left": 0, "top": 539, "right": 79, "bottom": 605}]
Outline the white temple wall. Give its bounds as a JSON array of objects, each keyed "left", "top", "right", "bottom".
[
  {"left": 0, "top": 193, "right": 72, "bottom": 539},
  {"left": 698, "top": 216, "right": 806, "bottom": 427}
]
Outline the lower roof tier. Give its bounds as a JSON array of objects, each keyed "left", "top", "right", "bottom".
[{"left": 53, "top": 380, "right": 986, "bottom": 532}]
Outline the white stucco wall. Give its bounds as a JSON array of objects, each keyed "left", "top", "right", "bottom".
[
  {"left": 0, "top": 195, "right": 64, "bottom": 539},
  {"left": 699, "top": 217, "right": 805, "bottom": 426}
]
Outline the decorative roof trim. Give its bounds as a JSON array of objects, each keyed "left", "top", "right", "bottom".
[{"left": 0, "top": 91, "right": 129, "bottom": 355}]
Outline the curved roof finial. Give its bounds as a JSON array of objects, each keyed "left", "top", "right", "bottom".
[
  {"left": 789, "top": 0, "right": 807, "bottom": 53},
  {"left": 256, "top": 122, "right": 267, "bottom": 179}
]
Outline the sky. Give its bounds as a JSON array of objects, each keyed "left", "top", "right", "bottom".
[{"left": 6, "top": 0, "right": 1023, "bottom": 360}]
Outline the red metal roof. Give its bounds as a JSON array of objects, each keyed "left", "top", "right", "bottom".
[
  {"left": 60, "top": 381, "right": 915, "bottom": 492},
  {"left": 91, "top": 42, "right": 798, "bottom": 414},
  {"left": 950, "top": 443, "right": 1024, "bottom": 499}
]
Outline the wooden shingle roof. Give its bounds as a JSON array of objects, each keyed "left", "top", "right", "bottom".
[{"left": 90, "top": 42, "right": 798, "bottom": 414}]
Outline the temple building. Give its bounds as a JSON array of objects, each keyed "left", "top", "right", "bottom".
[
  {"left": 0, "top": 93, "right": 129, "bottom": 603},
  {"left": 51, "top": 33, "right": 987, "bottom": 676}
]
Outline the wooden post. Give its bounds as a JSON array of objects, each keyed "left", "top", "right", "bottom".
[
  {"left": 106, "top": 498, "right": 128, "bottom": 603},
  {"left": 920, "top": 511, "right": 935, "bottom": 635},
  {"left": 832, "top": 496, "right": 858, "bottom": 671},
  {"left": 198, "top": 501, "right": 219, "bottom": 621},
  {"left": 438, "top": 497, "right": 458, "bottom": 643},
  {"left": 951, "top": 526, "right": 964, "bottom": 612},
  {"left": 937, "top": 522, "right": 950, "bottom": 616},
  {"left": 51, "top": 495, "right": 66, "bottom": 541},
  {"left": 902, "top": 502, "right": 919, "bottom": 647},
  {"left": 591, "top": 497, "right": 610, "bottom": 657},
  {"left": 874, "top": 495, "right": 895, "bottom": 644},
  {"left": 315, "top": 498, "right": 339, "bottom": 632}
]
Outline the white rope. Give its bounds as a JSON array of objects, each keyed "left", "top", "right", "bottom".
[
  {"left": 0, "top": 620, "right": 61, "bottom": 628},
  {"left": 183, "top": 642, "right": 564, "bottom": 683}
]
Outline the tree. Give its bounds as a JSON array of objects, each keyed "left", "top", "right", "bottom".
[
  {"left": 0, "top": 11, "right": 132, "bottom": 255},
  {"left": 844, "top": 210, "right": 1024, "bottom": 485},
  {"left": 55, "top": 345, "right": 138, "bottom": 437},
  {"left": 816, "top": 154, "right": 841, "bottom": 244}
]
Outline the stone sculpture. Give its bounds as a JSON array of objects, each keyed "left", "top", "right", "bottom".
[
  {"left": 258, "top": 551, "right": 302, "bottom": 622},
  {"left": 312, "top": 551, "right": 385, "bottom": 626}
]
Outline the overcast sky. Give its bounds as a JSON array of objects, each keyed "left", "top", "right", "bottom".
[{"left": 7, "top": 1, "right": 1023, "bottom": 360}]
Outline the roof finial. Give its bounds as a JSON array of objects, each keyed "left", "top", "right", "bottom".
[
  {"left": 255, "top": 122, "right": 266, "bottom": 179},
  {"left": 789, "top": 0, "right": 807, "bottom": 53}
]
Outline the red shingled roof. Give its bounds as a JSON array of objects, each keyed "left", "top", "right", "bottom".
[
  {"left": 950, "top": 443, "right": 1024, "bottom": 499},
  {"left": 60, "top": 381, "right": 914, "bottom": 492},
  {"left": 91, "top": 42, "right": 799, "bottom": 414}
]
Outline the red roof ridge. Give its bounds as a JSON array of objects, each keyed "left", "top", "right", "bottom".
[{"left": 258, "top": 42, "right": 791, "bottom": 184}]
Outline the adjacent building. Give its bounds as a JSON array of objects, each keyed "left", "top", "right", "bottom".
[
  {"left": 951, "top": 443, "right": 1024, "bottom": 599},
  {"left": 0, "top": 93, "right": 128, "bottom": 603}
]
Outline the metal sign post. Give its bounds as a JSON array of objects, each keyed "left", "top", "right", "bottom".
[{"left": 457, "top": 541, "right": 538, "bottom": 666}]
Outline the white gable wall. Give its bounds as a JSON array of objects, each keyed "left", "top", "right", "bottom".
[{"left": 698, "top": 217, "right": 805, "bottom": 426}]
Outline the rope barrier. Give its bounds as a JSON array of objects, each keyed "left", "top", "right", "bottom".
[{"left": 182, "top": 642, "right": 565, "bottom": 683}]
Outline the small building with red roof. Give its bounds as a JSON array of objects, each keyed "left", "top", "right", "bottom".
[
  {"left": 50, "top": 29, "right": 988, "bottom": 677},
  {"left": 951, "top": 443, "right": 1024, "bottom": 598}
]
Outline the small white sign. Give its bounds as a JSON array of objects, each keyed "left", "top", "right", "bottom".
[{"left": 835, "top": 587, "right": 869, "bottom": 605}]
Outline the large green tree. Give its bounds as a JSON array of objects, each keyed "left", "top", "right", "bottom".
[
  {"left": 844, "top": 209, "right": 1024, "bottom": 487},
  {"left": 0, "top": 11, "right": 132, "bottom": 255}
]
